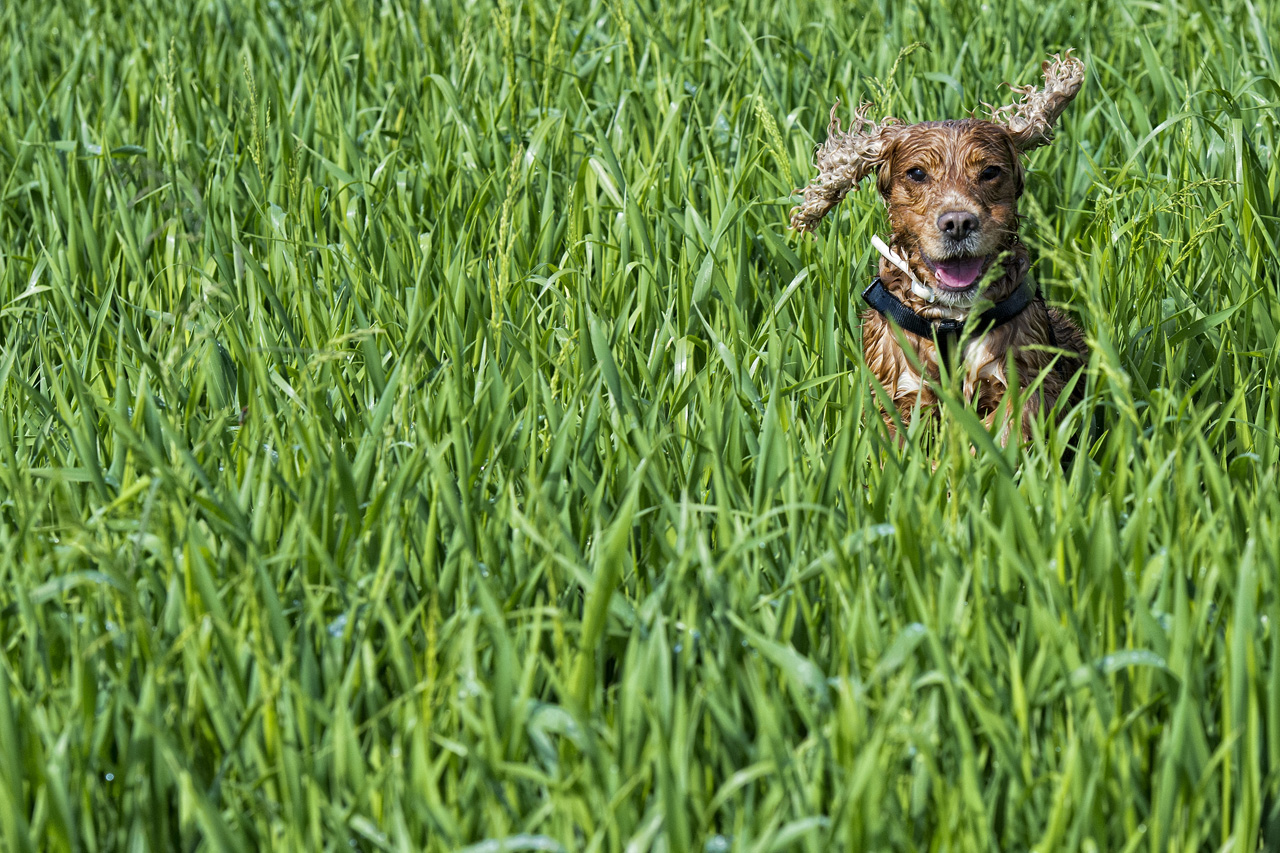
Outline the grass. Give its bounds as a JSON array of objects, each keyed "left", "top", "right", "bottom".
[{"left": 1, "top": 0, "right": 1279, "bottom": 849}]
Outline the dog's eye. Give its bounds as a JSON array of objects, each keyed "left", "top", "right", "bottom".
[
  {"left": 906, "top": 167, "right": 928, "bottom": 183},
  {"left": 979, "top": 165, "right": 1002, "bottom": 181}
]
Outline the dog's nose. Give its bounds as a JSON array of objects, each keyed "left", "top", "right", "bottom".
[{"left": 937, "top": 211, "right": 980, "bottom": 239}]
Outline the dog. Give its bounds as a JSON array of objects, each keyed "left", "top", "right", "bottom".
[{"left": 791, "top": 53, "right": 1087, "bottom": 442}]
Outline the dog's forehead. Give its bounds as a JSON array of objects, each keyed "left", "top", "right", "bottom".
[{"left": 891, "top": 120, "right": 1015, "bottom": 163}]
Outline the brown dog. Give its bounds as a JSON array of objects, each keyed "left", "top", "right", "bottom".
[{"left": 791, "top": 53, "right": 1087, "bottom": 441}]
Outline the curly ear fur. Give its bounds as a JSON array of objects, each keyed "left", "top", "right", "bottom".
[
  {"left": 789, "top": 101, "right": 903, "bottom": 232},
  {"left": 987, "top": 51, "right": 1085, "bottom": 153}
]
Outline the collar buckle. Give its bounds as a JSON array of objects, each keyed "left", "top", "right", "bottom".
[{"left": 934, "top": 319, "right": 966, "bottom": 337}]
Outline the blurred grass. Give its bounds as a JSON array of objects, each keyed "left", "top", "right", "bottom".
[{"left": 1, "top": 0, "right": 1279, "bottom": 850}]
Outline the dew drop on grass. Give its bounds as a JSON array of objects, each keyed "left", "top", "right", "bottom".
[
  {"left": 705, "top": 836, "right": 731, "bottom": 853},
  {"left": 328, "top": 614, "right": 348, "bottom": 637},
  {"left": 713, "top": 114, "right": 732, "bottom": 144},
  {"left": 673, "top": 644, "right": 683, "bottom": 653},
  {"left": 105, "top": 773, "right": 114, "bottom": 782}
]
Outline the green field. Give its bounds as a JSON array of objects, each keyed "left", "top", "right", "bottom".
[{"left": 2, "top": 0, "right": 1279, "bottom": 849}]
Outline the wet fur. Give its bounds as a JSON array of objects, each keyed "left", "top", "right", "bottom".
[
  {"left": 867, "top": 121, "right": 1087, "bottom": 440},
  {"left": 791, "top": 55, "right": 1088, "bottom": 442}
]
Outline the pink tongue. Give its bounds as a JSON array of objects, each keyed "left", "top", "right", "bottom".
[{"left": 934, "top": 257, "right": 986, "bottom": 290}]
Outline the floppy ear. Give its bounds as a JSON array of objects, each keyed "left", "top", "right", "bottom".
[
  {"left": 989, "top": 51, "right": 1085, "bottom": 153},
  {"left": 790, "top": 101, "right": 902, "bottom": 232}
]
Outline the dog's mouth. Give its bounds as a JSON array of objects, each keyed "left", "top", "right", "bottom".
[{"left": 923, "top": 255, "right": 991, "bottom": 292}]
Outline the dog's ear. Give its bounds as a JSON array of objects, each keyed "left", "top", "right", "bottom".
[
  {"left": 790, "top": 102, "right": 903, "bottom": 232},
  {"left": 989, "top": 52, "right": 1085, "bottom": 153}
]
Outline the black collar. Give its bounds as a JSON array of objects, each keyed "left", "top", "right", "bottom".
[{"left": 861, "top": 276, "right": 1036, "bottom": 360}]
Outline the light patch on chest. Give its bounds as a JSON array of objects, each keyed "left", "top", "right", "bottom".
[
  {"left": 960, "top": 337, "right": 1006, "bottom": 401},
  {"left": 962, "top": 338, "right": 1004, "bottom": 381},
  {"left": 888, "top": 337, "right": 1005, "bottom": 401},
  {"left": 895, "top": 370, "right": 922, "bottom": 395}
]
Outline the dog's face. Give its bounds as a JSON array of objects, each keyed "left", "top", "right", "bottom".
[{"left": 878, "top": 121, "right": 1024, "bottom": 300}]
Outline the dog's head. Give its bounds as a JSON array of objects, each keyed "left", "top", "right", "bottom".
[
  {"left": 875, "top": 119, "right": 1024, "bottom": 293},
  {"left": 791, "top": 53, "right": 1084, "bottom": 301}
]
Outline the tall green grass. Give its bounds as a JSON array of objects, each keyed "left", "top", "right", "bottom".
[{"left": 1, "top": 0, "right": 1278, "bottom": 849}]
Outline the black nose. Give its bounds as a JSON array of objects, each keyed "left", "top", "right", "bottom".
[{"left": 937, "top": 211, "right": 980, "bottom": 239}]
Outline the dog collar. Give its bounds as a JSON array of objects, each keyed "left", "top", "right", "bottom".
[{"left": 861, "top": 276, "right": 1036, "bottom": 360}]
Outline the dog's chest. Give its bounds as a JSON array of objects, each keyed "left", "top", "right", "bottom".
[
  {"left": 893, "top": 336, "right": 1004, "bottom": 398},
  {"left": 960, "top": 337, "right": 1004, "bottom": 381}
]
